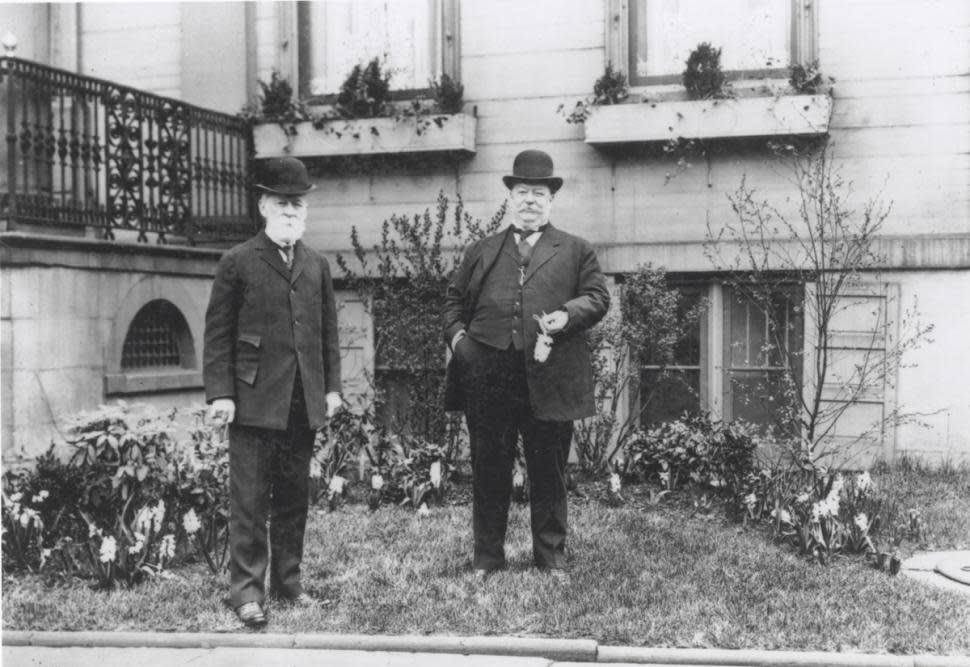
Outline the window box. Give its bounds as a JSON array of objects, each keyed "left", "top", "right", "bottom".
[
  {"left": 584, "top": 94, "right": 832, "bottom": 146},
  {"left": 252, "top": 114, "right": 477, "bottom": 159}
]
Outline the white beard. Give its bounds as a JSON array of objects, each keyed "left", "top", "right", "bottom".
[{"left": 264, "top": 213, "right": 306, "bottom": 246}]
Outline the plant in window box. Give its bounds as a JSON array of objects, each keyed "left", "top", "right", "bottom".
[
  {"left": 788, "top": 60, "right": 835, "bottom": 96},
  {"left": 557, "top": 62, "right": 629, "bottom": 125},
  {"left": 240, "top": 70, "right": 311, "bottom": 137},
  {"left": 333, "top": 58, "right": 392, "bottom": 120},
  {"left": 252, "top": 60, "right": 475, "bottom": 159},
  {"left": 429, "top": 72, "right": 464, "bottom": 115},
  {"left": 682, "top": 42, "right": 730, "bottom": 100}
]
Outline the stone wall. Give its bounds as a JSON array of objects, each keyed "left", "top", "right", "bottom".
[{"left": 0, "top": 233, "right": 370, "bottom": 463}]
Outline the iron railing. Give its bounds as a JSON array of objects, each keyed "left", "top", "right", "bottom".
[{"left": 1, "top": 56, "right": 255, "bottom": 244}]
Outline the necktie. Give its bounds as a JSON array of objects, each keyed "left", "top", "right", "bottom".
[
  {"left": 511, "top": 225, "right": 545, "bottom": 239},
  {"left": 281, "top": 244, "right": 294, "bottom": 269},
  {"left": 513, "top": 225, "right": 544, "bottom": 262}
]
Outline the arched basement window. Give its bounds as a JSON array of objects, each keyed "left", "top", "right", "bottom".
[{"left": 121, "top": 299, "right": 193, "bottom": 370}]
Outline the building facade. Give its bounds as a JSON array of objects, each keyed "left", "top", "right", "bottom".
[{"left": 2, "top": 1, "right": 968, "bottom": 464}]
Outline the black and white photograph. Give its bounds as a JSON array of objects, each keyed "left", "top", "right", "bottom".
[{"left": 1, "top": 1, "right": 968, "bottom": 666}]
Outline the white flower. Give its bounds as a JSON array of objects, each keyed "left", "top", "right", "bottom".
[
  {"left": 796, "top": 492, "right": 811, "bottom": 504},
  {"left": 856, "top": 471, "right": 874, "bottom": 496},
  {"left": 430, "top": 461, "right": 442, "bottom": 488},
  {"left": 40, "top": 548, "right": 51, "bottom": 568},
  {"left": 744, "top": 493, "right": 758, "bottom": 507},
  {"left": 19, "top": 511, "right": 32, "bottom": 528},
  {"left": 32, "top": 490, "right": 49, "bottom": 503},
  {"left": 159, "top": 534, "right": 176, "bottom": 560},
  {"left": 136, "top": 500, "right": 166, "bottom": 535},
  {"left": 309, "top": 457, "right": 322, "bottom": 480},
  {"left": 771, "top": 509, "right": 792, "bottom": 525},
  {"left": 151, "top": 500, "right": 166, "bottom": 534},
  {"left": 99, "top": 536, "right": 117, "bottom": 563},
  {"left": 129, "top": 532, "right": 146, "bottom": 554},
  {"left": 533, "top": 333, "right": 553, "bottom": 363},
  {"left": 371, "top": 474, "right": 384, "bottom": 491},
  {"left": 830, "top": 474, "right": 844, "bottom": 497},
  {"left": 417, "top": 503, "right": 430, "bottom": 517},
  {"left": 182, "top": 509, "right": 201, "bottom": 535},
  {"left": 88, "top": 523, "right": 100, "bottom": 538},
  {"left": 9, "top": 492, "right": 22, "bottom": 503},
  {"left": 609, "top": 473, "right": 622, "bottom": 494},
  {"left": 854, "top": 513, "right": 869, "bottom": 532},
  {"left": 328, "top": 475, "right": 346, "bottom": 494}
]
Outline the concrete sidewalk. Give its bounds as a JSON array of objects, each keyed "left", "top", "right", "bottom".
[{"left": 3, "top": 631, "right": 969, "bottom": 667}]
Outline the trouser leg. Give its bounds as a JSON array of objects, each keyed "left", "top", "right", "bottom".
[
  {"left": 521, "top": 418, "right": 573, "bottom": 569},
  {"left": 461, "top": 340, "right": 525, "bottom": 571},
  {"left": 228, "top": 423, "right": 274, "bottom": 607},
  {"left": 268, "top": 425, "right": 313, "bottom": 599},
  {"left": 269, "top": 372, "right": 314, "bottom": 599}
]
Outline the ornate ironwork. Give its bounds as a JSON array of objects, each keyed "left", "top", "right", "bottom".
[{"left": 1, "top": 56, "right": 252, "bottom": 244}]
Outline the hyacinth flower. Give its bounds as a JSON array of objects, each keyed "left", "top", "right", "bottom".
[{"left": 327, "top": 475, "right": 347, "bottom": 512}]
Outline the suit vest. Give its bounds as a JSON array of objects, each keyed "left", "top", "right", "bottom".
[{"left": 467, "top": 232, "right": 533, "bottom": 351}]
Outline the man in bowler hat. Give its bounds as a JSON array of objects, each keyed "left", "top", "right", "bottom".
[
  {"left": 443, "top": 149, "right": 610, "bottom": 580},
  {"left": 203, "top": 157, "right": 342, "bottom": 627}
]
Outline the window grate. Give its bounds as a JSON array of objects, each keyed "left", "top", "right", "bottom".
[{"left": 121, "top": 301, "right": 183, "bottom": 369}]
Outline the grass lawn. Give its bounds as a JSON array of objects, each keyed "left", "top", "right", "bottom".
[{"left": 3, "top": 464, "right": 969, "bottom": 654}]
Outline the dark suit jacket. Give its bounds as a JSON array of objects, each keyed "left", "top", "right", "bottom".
[
  {"left": 443, "top": 225, "right": 610, "bottom": 421},
  {"left": 203, "top": 230, "right": 341, "bottom": 430}
]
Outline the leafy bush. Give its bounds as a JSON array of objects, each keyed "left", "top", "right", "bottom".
[
  {"left": 65, "top": 402, "right": 182, "bottom": 529},
  {"left": 623, "top": 413, "right": 759, "bottom": 494},
  {"left": 1, "top": 403, "right": 224, "bottom": 586},
  {"left": 336, "top": 192, "right": 504, "bottom": 445},
  {"left": 336, "top": 58, "right": 392, "bottom": 119},
  {"left": 682, "top": 42, "right": 727, "bottom": 99},
  {"left": 574, "top": 266, "right": 707, "bottom": 472}
]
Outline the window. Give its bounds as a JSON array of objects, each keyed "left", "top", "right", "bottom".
[
  {"left": 723, "top": 286, "right": 803, "bottom": 429},
  {"left": 639, "top": 289, "right": 705, "bottom": 426},
  {"left": 613, "top": 0, "right": 815, "bottom": 86},
  {"left": 297, "top": 0, "right": 459, "bottom": 100},
  {"left": 121, "top": 300, "right": 193, "bottom": 370},
  {"left": 633, "top": 283, "right": 805, "bottom": 431}
]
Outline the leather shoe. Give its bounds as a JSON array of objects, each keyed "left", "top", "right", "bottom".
[
  {"left": 473, "top": 568, "right": 490, "bottom": 581},
  {"left": 235, "top": 601, "right": 267, "bottom": 628}
]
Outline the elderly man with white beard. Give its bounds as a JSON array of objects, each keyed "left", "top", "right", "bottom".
[{"left": 203, "top": 157, "right": 342, "bottom": 628}]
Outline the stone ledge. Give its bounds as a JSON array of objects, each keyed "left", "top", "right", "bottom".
[
  {"left": 0, "top": 232, "right": 224, "bottom": 277},
  {"left": 104, "top": 370, "right": 204, "bottom": 395}
]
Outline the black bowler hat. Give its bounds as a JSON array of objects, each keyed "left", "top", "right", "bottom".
[
  {"left": 252, "top": 157, "right": 316, "bottom": 195},
  {"left": 502, "top": 149, "right": 563, "bottom": 194}
]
